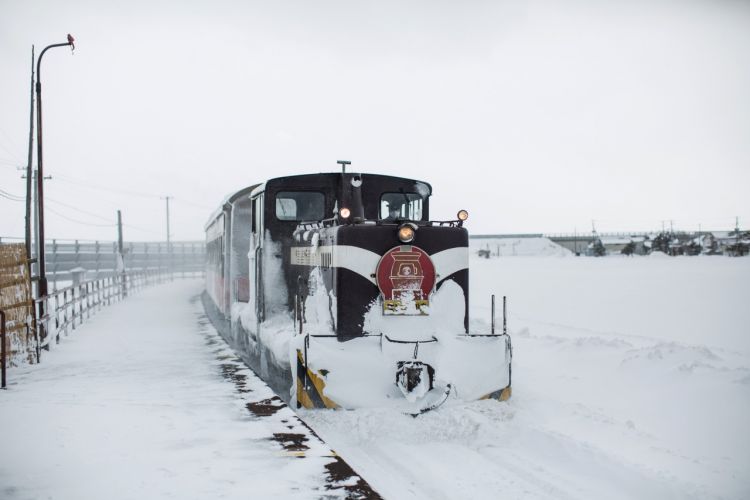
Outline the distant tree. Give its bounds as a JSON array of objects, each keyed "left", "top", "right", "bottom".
[
  {"left": 702, "top": 234, "right": 720, "bottom": 255},
  {"left": 589, "top": 238, "right": 606, "bottom": 257},
  {"left": 684, "top": 240, "right": 701, "bottom": 256},
  {"left": 621, "top": 241, "right": 636, "bottom": 256},
  {"left": 725, "top": 239, "right": 749, "bottom": 257},
  {"left": 650, "top": 232, "right": 671, "bottom": 254}
]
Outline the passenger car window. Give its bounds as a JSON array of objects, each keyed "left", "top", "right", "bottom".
[
  {"left": 380, "top": 192, "right": 424, "bottom": 220},
  {"left": 275, "top": 191, "right": 325, "bottom": 221}
]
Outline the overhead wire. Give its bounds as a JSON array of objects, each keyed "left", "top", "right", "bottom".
[
  {"left": 46, "top": 196, "right": 118, "bottom": 223},
  {"left": 52, "top": 173, "right": 211, "bottom": 211},
  {"left": 0, "top": 145, "right": 21, "bottom": 163},
  {"left": 46, "top": 205, "right": 117, "bottom": 227},
  {"left": 0, "top": 127, "right": 23, "bottom": 157},
  {"left": 0, "top": 188, "right": 24, "bottom": 202},
  {"left": 53, "top": 174, "right": 161, "bottom": 199},
  {"left": 0, "top": 193, "right": 24, "bottom": 202},
  {"left": 172, "top": 197, "right": 213, "bottom": 210},
  {"left": 3, "top": 167, "right": 207, "bottom": 237},
  {"left": 43, "top": 198, "right": 162, "bottom": 235},
  {"left": 123, "top": 224, "right": 162, "bottom": 236},
  {"left": 0, "top": 140, "right": 23, "bottom": 166},
  {"left": 0, "top": 158, "right": 24, "bottom": 168}
]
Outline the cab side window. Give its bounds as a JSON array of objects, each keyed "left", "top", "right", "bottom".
[{"left": 275, "top": 191, "right": 326, "bottom": 221}]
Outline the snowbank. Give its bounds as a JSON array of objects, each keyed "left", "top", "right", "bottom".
[
  {"left": 471, "top": 237, "right": 572, "bottom": 257},
  {"left": 0, "top": 280, "right": 358, "bottom": 500},
  {"left": 303, "top": 256, "right": 750, "bottom": 500}
]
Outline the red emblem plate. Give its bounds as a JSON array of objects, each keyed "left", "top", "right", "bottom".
[{"left": 376, "top": 245, "right": 436, "bottom": 315}]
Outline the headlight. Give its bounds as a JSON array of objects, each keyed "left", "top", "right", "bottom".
[
  {"left": 340, "top": 207, "right": 351, "bottom": 219},
  {"left": 457, "top": 209, "right": 469, "bottom": 221},
  {"left": 397, "top": 224, "right": 416, "bottom": 243}
]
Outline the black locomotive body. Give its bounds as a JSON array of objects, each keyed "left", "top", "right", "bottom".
[{"left": 205, "top": 170, "right": 511, "bottom": 412}]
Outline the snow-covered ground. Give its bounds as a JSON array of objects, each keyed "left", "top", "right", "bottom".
[
  {"left": 2, "top": 255, "right": 748, "bottom": 499},
  {"left": 0, "top": 280, "right": 373, "bottom": 500},
  {"left": 471, "top": 236, "right": 572, "bottom": 257},
  {"left": 303, "top": 254, "right": 750, "bottom": 500}
]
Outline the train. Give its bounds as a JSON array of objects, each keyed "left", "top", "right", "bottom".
[{"left": 203, "top": 166, "right": 512, "bottom": 414}]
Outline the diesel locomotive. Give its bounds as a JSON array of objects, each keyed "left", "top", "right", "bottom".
[{"left": 204, "top": 166, "right": 512, "bottom": 413}]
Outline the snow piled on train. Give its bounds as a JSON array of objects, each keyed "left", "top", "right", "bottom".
[
  {"left": 235, "top": 233, "right": 294, "bottom": 370},
  {"left": 287, "top": 269, "right": 510, "bottom": 410}
]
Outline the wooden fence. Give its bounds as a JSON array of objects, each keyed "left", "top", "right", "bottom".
[{"left": 0, "top": 243, "right": 35, "bottom": 368}]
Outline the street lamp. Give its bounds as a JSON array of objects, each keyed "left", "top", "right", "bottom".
[{"left": 35, "top": 34, "right": 74, "bottom": 345}]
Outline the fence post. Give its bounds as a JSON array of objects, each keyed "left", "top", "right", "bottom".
[
  {"left": 54, "top": 291, "right": 59, "bottom": 332},
  {"left": 85, "top": 282, "right": 91, "bottom": 320},
  {"left": 70, "top": 287, "right": 76, "bottom": 333},
  {"left": 74, "top": 239, "right": 80, "bottom": 270},
  {"left": 79, "top": 284, "right": 84, "bottom": 325},
  {"left": 63, "top": 289, "right": 68, "bottom": 336}
]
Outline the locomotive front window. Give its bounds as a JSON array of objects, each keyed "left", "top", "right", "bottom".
[
  {"left": 276, "top": 191, "right": 326, "bottom": 221},
  {"left": 380, "top": 192, "right": 424, "bottom": 221}
]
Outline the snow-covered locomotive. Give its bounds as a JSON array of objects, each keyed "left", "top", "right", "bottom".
[{"left": 204, "top": 168, "right": 512, "bottom": 413}]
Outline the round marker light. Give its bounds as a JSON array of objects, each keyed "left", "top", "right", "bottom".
[
  {"left": 340, "top": 207, "right": 351, "bottom": 219},
  {"left": 397, "top": 224, "right": 416, "bottom": 243},
  {"left": 457, "top": 209, "right": 469, "bottom": 221}
]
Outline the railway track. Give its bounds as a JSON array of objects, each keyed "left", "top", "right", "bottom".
[{"left": 196, "top": 305, "right": 380, "bottom": 499}]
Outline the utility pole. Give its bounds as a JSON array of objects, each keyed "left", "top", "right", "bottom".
[
  {"left": 162, "top": 196, "right": 172, "bottom": 280},
  {"left": 24, "top": 46, "right": 35, "bottom": 270},
  {"left": 23, "top": 46, "right": 39, "bottom": 360},
  {"left": 736, "top": 216, "right": 740, "bottom": 248},
  {"left": 33, "top": 170, "right": 39, "bottom": 274},
  {"left": 117, "top": 210, "right": 127, "bottom": 297},
  {"left": 117, "top": 210, "right": 124, "bottom": 256}
]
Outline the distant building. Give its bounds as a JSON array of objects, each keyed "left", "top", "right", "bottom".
[
  {"left": 721, "top": 231, "right": 750, "bottom": 257},
  {"left": 599, "top": 236, "right": 633, "bottom": 254}
]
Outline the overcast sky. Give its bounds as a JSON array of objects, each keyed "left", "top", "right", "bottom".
[{"left": 1, "top": 0, "right": 748, "bottom": 242}]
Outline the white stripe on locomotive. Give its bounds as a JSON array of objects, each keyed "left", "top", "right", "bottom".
[{"left": 291, "top": 245, "right": 468, "bottom": 286}]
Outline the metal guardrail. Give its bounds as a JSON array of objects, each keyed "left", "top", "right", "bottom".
[
  {"left": 38, "top": 270, "right": 204, "bottom": 350},
  {"left": 0, "top": 238, "right": 206, "bottom": 284},
  {"left": 0, "top": 269, "right": 202, "bottom": 388},
  {"left": 45, "top": 240, "right": 205, "bottom": 283},
  {"left": 470, "top": 231, "right": 731, "bottom": 240},
  {"left": 470, "top": 234, "right": 544, "bottom": 239}
]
